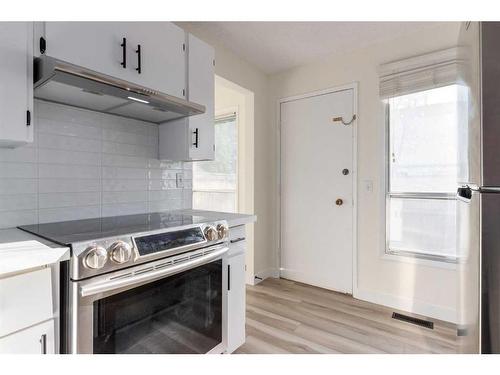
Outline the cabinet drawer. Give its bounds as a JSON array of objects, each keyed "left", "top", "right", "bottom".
[
  {"left": 0, "top": 319, "right": 55, "bottom": 354},
  {"left": 229, "top": 225, "right": 246, "bottom": 242},
  {"left": 0, "top": 268, "right": 53, "bottom": 337}
]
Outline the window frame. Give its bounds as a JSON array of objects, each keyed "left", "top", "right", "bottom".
[
  {"left": 192, "top": 110, "right": 239, "bottom": 213},
  {"left": 384, "top": 96, "right": 458, "bottom": 264}
]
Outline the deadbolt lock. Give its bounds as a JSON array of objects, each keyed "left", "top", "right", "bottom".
[
  {"left": 342, "top": 168, "right": 349, "bottom": 175},
  {"left": 336, "top": 199, "right": 343, "bottom": 206}
]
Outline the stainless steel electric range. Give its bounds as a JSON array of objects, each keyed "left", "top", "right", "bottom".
[{"left": 19, "top": 212, "right": 230, "bottom": 354}]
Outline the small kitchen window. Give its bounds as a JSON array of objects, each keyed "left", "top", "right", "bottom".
[
  {"left": 380, "top": 48, "right": 468, "bottom": 262},
  {"left": 193, "top": 112, "right": 238, "bottom": 212}
]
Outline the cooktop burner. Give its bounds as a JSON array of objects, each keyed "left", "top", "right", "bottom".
[{"left": 18, "top": 212, "right": 209, "bottom": 246}]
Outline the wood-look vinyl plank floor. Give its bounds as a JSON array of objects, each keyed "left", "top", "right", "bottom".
[{"left": 234, "top": 278, "right": 459, "bottom": 354}]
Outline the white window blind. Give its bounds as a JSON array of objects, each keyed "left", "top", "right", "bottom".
[
  {"left": 379, "top": 47, "right": 464, "bottom": 99},
  {"left": 381, "top": 48, "right": 467, "bottom": 262}
]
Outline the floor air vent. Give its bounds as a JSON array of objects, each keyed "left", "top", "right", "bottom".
[{"left": 392, "top": 312, "right": 434, "bottom": 329}]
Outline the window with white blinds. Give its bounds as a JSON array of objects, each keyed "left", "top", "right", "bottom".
[{"left": 381, "top": 48, "right": 467, "bottom": 262}]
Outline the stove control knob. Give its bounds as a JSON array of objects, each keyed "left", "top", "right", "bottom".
[
  {"left": 204, "top": 226, "right": 218, "bottom": 241},
  {"left": 217, "top": 224, "right": 229, "bottom": 239},
  {"left": 84, "top": 246, "right": 108, "bottom": 269},
  {"left": 110, "top": 241, "right": 132, "bottom": 264}
]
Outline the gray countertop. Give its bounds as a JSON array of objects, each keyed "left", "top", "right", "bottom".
[
  {"left": 0, "top": 209, "right": 255, "bottom": 277},
  {"left": 174, "top": 209, "right": 257, "bottom": 227}
]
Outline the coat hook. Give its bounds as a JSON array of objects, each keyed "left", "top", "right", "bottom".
[{"left": 332, "top": 114, "right": 356, "bottom": 126}]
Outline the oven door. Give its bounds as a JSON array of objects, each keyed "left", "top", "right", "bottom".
[{"left": 68, "top": 245, "right": 228, "bottom": 354}]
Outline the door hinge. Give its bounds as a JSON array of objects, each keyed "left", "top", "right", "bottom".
[
  {"left": 26, "top": 110, "right": 31, "bottom": 126},
  {"left": 39, "top": 37, "right": 46, "bottom": 54}
]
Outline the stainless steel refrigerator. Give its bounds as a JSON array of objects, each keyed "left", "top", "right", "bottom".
[{"left": 456, "top": 21, "right": 500, "bottom": 354}]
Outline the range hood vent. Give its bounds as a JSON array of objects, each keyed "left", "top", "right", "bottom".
[{"left": 34, "top": 56, "right": 205, "bottom": 124}]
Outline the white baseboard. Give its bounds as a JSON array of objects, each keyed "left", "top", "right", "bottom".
[
  {"left": 253, "top": 267, "right": 279, "bottom": 285},
  {"left": 354, "top": 288, "right": 458, "bottom": 324}
]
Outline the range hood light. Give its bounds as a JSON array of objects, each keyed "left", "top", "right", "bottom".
[{"left": 127, "top": 96, "right": 150, "bottom": 104}]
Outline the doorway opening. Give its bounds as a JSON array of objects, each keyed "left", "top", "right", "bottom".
[{"left": 192, "top": 75, "right": 255, "bottom": 285}]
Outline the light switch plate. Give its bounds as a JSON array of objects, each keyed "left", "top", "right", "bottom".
[
  {"left": 176, "top": 173, "right": 184, "bottom": 188},
  {"left": 363, "top": 180, "right": 374, "bottom": 192}
]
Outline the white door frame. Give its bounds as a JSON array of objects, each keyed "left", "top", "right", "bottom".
[{"left": 276, "top": 82, "right": 358, "bottom": 296}]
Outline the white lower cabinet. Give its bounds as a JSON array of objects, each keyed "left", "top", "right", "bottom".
[
  {"left": 226, "top": 245, "right": 246, "bottom": 353},
  {"left": 0, "top": 267, "right": 57, "bottom": 354},
  {"left": 0, "top": 319, "right": 55, "bottom": 354}
]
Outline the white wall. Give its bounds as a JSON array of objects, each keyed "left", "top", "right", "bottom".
[
  {"left": 178, "top": 23, "right": 277, "bottom": 282},
  {"left": 269, "top": 22, "right": 462, "bottom": 322}
]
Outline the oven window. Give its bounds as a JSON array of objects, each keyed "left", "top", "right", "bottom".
[{"left": 93, "top": 260, "right": 222, "bottom": 354}]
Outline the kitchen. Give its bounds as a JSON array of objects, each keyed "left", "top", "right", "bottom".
[{"left": 0, "top": 1, "right": 499, "bottom": 373}]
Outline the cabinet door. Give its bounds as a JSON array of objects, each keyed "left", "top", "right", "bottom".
[
  {"left": 158, "top": 33, "right": 215, "bottom": 161},
  {"left": 43, "top": 22, "right": 134, "bottom": 83},
  {"left": 126, "top": 22, "right": 186, "bottom": 98},
  {"left": 0, "top": 22, "right": 33, "bottom": 147},
  {"left": 0, "top": 319, "right": 55, "bottom": 354},
  {"left": 227, "top": 252, "right": 246, "bottom": 353},
  {"left": 188, "top": 33, "right": 215, "bottom": 161}
]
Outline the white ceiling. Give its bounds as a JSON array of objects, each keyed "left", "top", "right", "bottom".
[{"left": 178, "top": 22, "right": 443, "bottom": 74}]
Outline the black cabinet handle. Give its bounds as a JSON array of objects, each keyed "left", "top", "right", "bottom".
[
  {"left": 120, "top": 38, "right": 127, "bottom": 68},
  {"left": 40, "top": 334, "right": 47, "bottom": 354},
  {"left": 135, "top": 44, "right": 142, "bottom": 74},
  {"left": 230, "top": 237, "right": 245, "bottom": 244},
  {"left": 193, "top": 128, "right": 199, "bottom": 148},
  {"left": 26, "top": 110, "right": 31, "bottom": 126},
  {"left": 227, "top": 264, "right": 231, "bottom": 291}
]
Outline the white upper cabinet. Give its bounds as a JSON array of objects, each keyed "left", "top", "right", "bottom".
[
  {"left": 38, "top": 22, "right": 186, "bottom": 98},
  {"left": 0, "top": 22, "right": 33, "bottom": 148},
  {"left": 125, "top": 23, "right": 187, "bottom": 99},
  {"left": 159, "top": 33, "right": 215, "bottom": 161}
]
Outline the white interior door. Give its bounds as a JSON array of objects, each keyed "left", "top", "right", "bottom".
[{"left": 280, "top": 87, "right": 356, "bottom": 293}]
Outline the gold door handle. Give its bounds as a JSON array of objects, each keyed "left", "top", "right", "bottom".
[{"left": 336, "top": 199, "right": 343, "bottom": 206}]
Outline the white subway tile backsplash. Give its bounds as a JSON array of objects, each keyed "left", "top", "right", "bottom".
[
  {"left": 102, "top": 166, "right": 148, "bottom": 180},
  {"left": 38, "top": 132, "right": 102, "bottom": 152},
  {"left": 102, "top": 154, "right": 149, "bottom": 168},
  {"left": 0, "top": 210, "right": 38, "bottom": 228},
  {"left": 0, "top": 147, "right": 37, "bottom": 163},
  {"left": 39, "top": 206, "right": 101, "bottom": 224},
  {"left": 39, "top": 192, "right": 101, "bottom": 209},
  {"left": 38, "top": 149, "right": 101, "bottom": 166},
  {"left": 37, "top": 118, "right": 102, "bottom": 140},
  {"left": 0, "top": 163, "right": 37, "bottom": 178},
  {"left": 102, "top": 141, "right": 157, "bottom": 158},
  {"left": 38, "top": 179, "right": 101, "bottom": 193},
  {"left": 38, "top": 163, "right": 101, "bottom": 179},
  {"left": 102, "top": 191, "right": 148, "bottom": 204},
  {"left": 0, "top": 179, "right": 37, "bottom": 195},
  {"left": 102, "top": 179, "right": 149, "bottom": 192},
  {"left": 0, "top": 101, "right": 192, "bottom": 229},
  {"left": 102, "top": 128, "right": 156, "bottom": 147},
  {"left": 148, "top": 179, "right": 177, "bottom": 191},
  {"left": 0, "top": 194, "right": 37, "bottom": 212},
  {"left": 102, "top": 202, "right": 149, "bottom": 217}
]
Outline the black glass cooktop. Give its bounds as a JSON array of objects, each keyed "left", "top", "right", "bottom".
[{"left": 18, "top": 212, "right": 209, "bottom": 246}]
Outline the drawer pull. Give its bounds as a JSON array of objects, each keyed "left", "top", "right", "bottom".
[{"left": 230, "top": 237, "right": 245, "bottom": 244}]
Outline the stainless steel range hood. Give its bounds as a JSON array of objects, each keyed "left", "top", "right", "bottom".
[{"left": 34, "top": 55, "right": 205, "bottom": 124}]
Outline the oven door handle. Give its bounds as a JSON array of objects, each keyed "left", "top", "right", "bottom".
[{"left": 79, "top": 247, "right": 228, "bottom": 297}]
